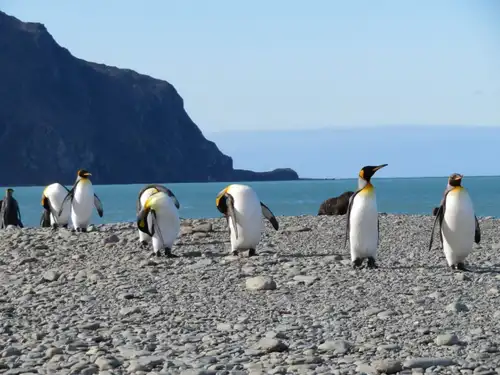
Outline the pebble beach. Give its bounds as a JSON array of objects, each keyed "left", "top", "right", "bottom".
[{"left": 1, "top": 213, "right": 500, "bottom": 375}]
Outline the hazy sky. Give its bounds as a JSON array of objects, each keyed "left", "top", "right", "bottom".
[{"left": 3, "top": 0, "right": 500, "bottom": 131}]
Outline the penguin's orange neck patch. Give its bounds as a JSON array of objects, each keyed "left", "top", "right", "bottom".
[
  {"left": 450, "top": 186, "right": 464, "bottom": 193},
  {"left": 360, "top": 183, "right": 374, "bottom": 196}
]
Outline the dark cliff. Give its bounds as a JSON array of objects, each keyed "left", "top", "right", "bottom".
[{"left": 0, "top": 11, "right": 299, "bottom": 186}]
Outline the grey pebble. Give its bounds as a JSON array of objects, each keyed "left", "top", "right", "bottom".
[{"left": 245, "top": 276, "right": 277, "bottom": 290}]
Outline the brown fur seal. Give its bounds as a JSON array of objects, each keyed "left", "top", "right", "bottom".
[{"left": 318, "top": 191, "right": 354, "bottom": 216}]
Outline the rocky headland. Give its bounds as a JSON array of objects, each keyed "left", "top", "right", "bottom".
[{"left": 0, "top": 11, "right": 298, "bottom": 186}]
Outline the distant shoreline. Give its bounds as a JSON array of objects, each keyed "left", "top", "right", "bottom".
[
  {"left": 2, "top": 174, "right": 500, "bottom": 189},
  {"left": 298, "top": 177, "right": 336, "bottom": 181}
]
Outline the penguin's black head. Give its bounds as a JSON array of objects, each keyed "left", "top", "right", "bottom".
[
  {"left": 215, "top": 186, "right": 230, "bottom": 215},
  {"left": 359, "top": 164, "right": 388, "bottom": 182},
  {"left": 448, "top": 173, "right": 463, "bottom": 187},
  {"left": 5, "top": 188, "right": 13, "bottom": 196},
  {"left": 77, "top": 169, "right": 92, "bottom": 179}
]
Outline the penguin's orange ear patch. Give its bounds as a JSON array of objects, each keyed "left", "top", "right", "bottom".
[{"left": 359, "top": 169, "right": 364, "bottom": 179}]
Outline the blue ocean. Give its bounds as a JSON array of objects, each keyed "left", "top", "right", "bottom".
[{"left": 2, "top": 177, "right": 500, "bottom": 228}]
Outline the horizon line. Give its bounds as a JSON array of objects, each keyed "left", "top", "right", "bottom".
[
  {"left": 2, "top": 173, "right": 500, "bottom": 189},
  {"left": 206, "top": 124, "right": 500, "bottom": 134}
]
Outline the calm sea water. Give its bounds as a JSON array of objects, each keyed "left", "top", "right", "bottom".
[{"left": 2, "top": 177, "right": 500, "bottom": 228}]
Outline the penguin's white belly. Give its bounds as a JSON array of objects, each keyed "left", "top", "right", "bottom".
[
  {"left": 441, "top": 190, "right": 475, "bottom": 265},
  {"left": 230, "top": 194, "right": 262, "bottom": 251},
  {"left": 138, "top": 188, "right": 158, "bottom": 243},
  {"left": 150, "top": 201, "right": 180, "bottom": 252},
  {"left": 46, "top": 184, "right": 71, "bottom": 225},
  {"left": 349, "top": 193, "right": 378, "bottom": 260},
  {"left": 71, "top": 183, "right": 94, "bottom": 228}
]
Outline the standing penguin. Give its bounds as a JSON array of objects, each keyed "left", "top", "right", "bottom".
[
  {"left": 344, "top": 164, "right": 388, "bottom": 269},
  {"left": 136, "top": 184, "right": 180, "bottom": 248},
  {"left": 136, "top": 190, "right": 181, "bottom": 257},
  {"left": 0, "top": 188, "right": 23, "bottom": 229},
  {"left": 40, "top": 183, "right": 72, "bottom": 229},
  {"left": 215, "top": 184, "right": 279, "bottom": 256},
  {"left": 58, "top": 169, "right": 104, "bottom": 232},
  {"left": 428, "top": 173, "right": 480, "bottom": 271}
]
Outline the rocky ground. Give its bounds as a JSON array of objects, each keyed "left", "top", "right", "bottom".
[{"left": 0, "top": 214, "right": 500, "bottom": 375}]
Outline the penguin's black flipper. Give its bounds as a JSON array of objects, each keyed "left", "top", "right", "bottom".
[
  {"left": 377, "top": 217, "right": 380, "bottom": 246},
  {"left": 14, "top": 199, "right": 23, "bottom": 227},
  {"left": 58, "top": 182, "right": 78, "bottom": 217},
  {"left": 474, "top": 215, "right": 481, "bottom": 244},
  {"left": 429, "top": 185, "right": 455, "bottom": 252},
  {"left": 151, "top": 210, "right": 163, "bottom": 247},
  {"left": 225, "top": 193, "right": 238, "bottom": 240},
  {"left": 429, "top": 201, "right": 446, "bottom": 250},
  {"left": 0, "top": 198, "right": 7, "bottom": 229},
  {"left": 260, "top": 202, "right": 279, "bottom": 230},
  {"left": 344, "top": 190, "right": 361, "bottom": 249},
  {"left": 93, "top": 194, "right": 104, "bottom": 217}
]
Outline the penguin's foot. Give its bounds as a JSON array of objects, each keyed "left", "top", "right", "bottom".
[
  {"left": 81, "top": 228, "right": 88, "bottom": 233},
  {"left": 454, "top": 262, "right": 470, "bottom": 272},
  {"left": 231, "top": 249, "right": 239, "bottom": 256},
  {"left": 164, "top": 247, "right": 178, "bottom": 258},
  {"left": 62, "top": 224, "right": 69, "bottom": 229},
  {"left": 248, "top": 248, "right": 256, "bottom": 257},
  {"left": 140, "top": 241, "right": 149, "bottom": 249},
  {"left": 352, "top": 258, "right": 364, "bottom": 269},
  {"left": 367, "top": 257, "right": 378, "bottom": 269},
  {"left": 154, "top": 251, "right": 162, "bottom": 257}
]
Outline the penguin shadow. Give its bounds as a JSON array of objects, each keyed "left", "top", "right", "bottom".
[
  {"left": 388, "top": 263, "right": 500, "bottom": 274},
  {"left": 387, "top": 264, "right": 443, "bottom": 271},
  {"left": 465, "top": 265, "right": 500, "bottom": 274},
  {"left": 278, "top": 252, "right": 345, "bottom": 259},
  {"left": 179, "top": 250, "right": 227, "bottom": 258}
]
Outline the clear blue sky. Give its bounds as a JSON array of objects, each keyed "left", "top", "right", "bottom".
[{"left": 3, "top": 0, "right": 500, "bottom": 132}]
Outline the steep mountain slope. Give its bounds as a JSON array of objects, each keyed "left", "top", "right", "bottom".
[{"left": 0, "top": 11, "right": 298, "bottom": 185}]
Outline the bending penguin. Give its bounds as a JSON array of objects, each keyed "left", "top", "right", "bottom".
[
  {"left": 136, "top": 184, "right": 180, "bottom": 248},
  {"left": 58, "top": 169, "right": 104, "bottom": 232},
  {"left": 136, "top": 189, "right": 181, "bottom": 257},
  {"left": 215, "top": 184, "right": 279, "bottom": 256},
  {"left": 428, "top": 173, "right": 480, "bottom": 271},
  {"left": 40, "top": 183, "right": 72, "bottom": 229},
  {"left": 344, "top": 164, "right": 388, "bottom": 269},
  {"left": 0, "top": 188, "right": 23, "bottom": 229}
]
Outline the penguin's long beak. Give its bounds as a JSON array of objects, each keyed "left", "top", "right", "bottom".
[
  {"left": 452, "top": 174, "right": 463, "bottom": 180},
  {"left": 372, "top": 164, "right": 388, "bottom": 172},
  {"left": 84, "top": 172, "right": 92, "bottom": 177}
]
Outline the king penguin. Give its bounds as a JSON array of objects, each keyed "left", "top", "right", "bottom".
[
  {"left": 215, "top": 184, "right": 279, "bottom": 256},
  {"left": 40, "top": 183, "right": 72, "bottom": 229},
  {"left": 344, "top": 164, "right": 388, "bottom": 269},
  {"left": 136, "top": 184, "right": 180, "bottom": 248},
  {"left": 428, "top": 173, "right": 480, "bottom": 271},
  {"left": 59, "top": 169, "right": 104, "bottom": 232},
  {"left": 136, "top": 190, "right": 181, "bottom": 257},
  {"left": 0, "top": 188, "right": 23, "bottom": 229}
]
